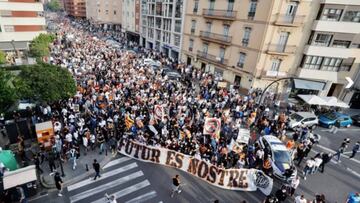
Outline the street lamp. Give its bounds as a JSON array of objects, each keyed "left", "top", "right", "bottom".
[{"left": 258, "top": 77, "right": 294, "bottom": 105}]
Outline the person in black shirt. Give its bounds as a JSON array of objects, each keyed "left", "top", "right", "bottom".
[
  {"left": 93, "top": 159, "right": 101, "bottom": 180},
  {"left": 54, "top": 172, "right": 63, "bottom": 197},
  {"left": 171, "top": 174, "right": 182, "bottom": 198}
]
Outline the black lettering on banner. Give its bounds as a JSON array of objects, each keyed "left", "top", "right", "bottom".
[
  {"left": 227, "top": 170, "right": 240, "bottom": 188},
  {"left": 217, "top": 169, "right": 226, "bottom": 186},
  {"left": 197, "top": 161, "right": 208, "bottom": 179},
  {"left": 141, "top": 146, "right": 151, "bottom": 160},
  {"left": 133, "top": 143, "right": 142, "bottom": 158},
  {"left": 150, "top": 148, "right": 161, "bottom": 163},
  {"left": 125, "top": 141, "right": 133, "bottom": 155},
  {"left": 238, "top": 170, "right": 249, "bottom": 188},
  {"left": 175, "top": 153, "right": 184, "bottom": 169},
  {"left": 187, "top": 158, "right": 199, "bottom": 174},
  {"left": 206, "top": 166, "right": 217, "bottom": 183},
  {"left": 165, "top": 151, "right": 176, "bottom": 166}
]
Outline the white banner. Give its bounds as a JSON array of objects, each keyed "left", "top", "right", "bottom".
[{"left": 118, "top": 140, "right": 273, "bottom": 195}]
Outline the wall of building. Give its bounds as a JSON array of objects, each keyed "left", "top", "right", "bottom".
[{"left": 86, "top": 0, "right": 122, "bottom": 27}]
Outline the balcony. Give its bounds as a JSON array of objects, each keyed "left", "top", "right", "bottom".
[
  {"left": 274, "top": 14, "right": 305, "bottom": 27},
  {"left": 266, "top": 44, "right": 297, "bottom": 56},
  {"left": 197, "top": 50, "right": 228, "bottom": 66},
  {"left": 199, "top": 31, "right": 232, "bottom": 45},
  {"left": 203, "top": 9, "right": 237, "bottom": 21}
]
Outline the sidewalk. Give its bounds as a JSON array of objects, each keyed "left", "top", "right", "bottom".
[{"left": 39, "top": 147, "right": 113, "bottom": 188}]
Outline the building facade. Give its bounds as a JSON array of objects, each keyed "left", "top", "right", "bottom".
[
  {"left": 122, "top": 0, "right": 140, "bottom": 44},
  {"left": 0, "top": 0, "right": 46, "bottom": 51},
  {"left": 140, "top": 0, "right": 185, "bottom": 60},
  {"left": 63, "top": 0, "right": 86, "bottom": 18},
  {"left": 295, "top": 0, "right": 360, "bottom": 107},
  {"left": 85, "top": 0, "right": 122, "bottom": 30},
  {"left": 181, "top": 0, "right": 318, "bottom": 94}
]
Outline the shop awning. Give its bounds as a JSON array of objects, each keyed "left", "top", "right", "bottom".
[
  {"left": 293, "top": 79, "right": 326, "bottom": 91},
  {"left": 0, "top": 41, "right": 28, "bottom": 51}
]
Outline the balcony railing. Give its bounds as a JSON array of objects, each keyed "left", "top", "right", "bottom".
[
  {"left": 200, "top": 31, "right": 232, "bottom": 45},
  {"left": 197, "top": 50, "right": 228, "bottom": 66},
  {"left": 266, "top": 44, "right": 297, "bottom": 55},
  {"left": 203, "top": 9, "right": 237, "bottom": 20},
  {"left": 274, "top": 14, "right": 306, "bottom": 26},
  {"left": 264, "top": 70, "right": 287, "bottom": 78}
]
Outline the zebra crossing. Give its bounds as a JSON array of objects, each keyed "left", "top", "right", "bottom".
[{"left": 66, "top": 156, "right": 163, "bottom": 203}]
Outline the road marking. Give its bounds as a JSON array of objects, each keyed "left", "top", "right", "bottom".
[
  {"left": 67, "top": 162, "right": 138, "bottom": 192},
  {"left": 315, "top": 144, "right": 360, "bottom": 165},
  {"left": 29, "top": 193, "right": 49, "bottom": 202},
  {"left": 103, "top": 157, "right": 131, "bottom": 169},
  {"left": 70, "top": 171, "right": 144, "bottom": 203},
  {"left": 125, "top": 191, "right": 157, "bottom": 203},
  {"left": 91, "top": 180, "right": 151, "bottom": 203},
  {"left": 346, "top": 168, "right": 360, "bottom": 179},
  {"left": 321, "top": 128, "right": 360, "bottom": 132}
]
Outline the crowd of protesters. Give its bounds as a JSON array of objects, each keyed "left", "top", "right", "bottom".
[{"left": 4, "top": 13, "right": 359, "bottom": 203}]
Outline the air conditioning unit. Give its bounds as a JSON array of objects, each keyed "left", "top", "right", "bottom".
[{"left": 216, "top": 57, "right": 221, "bottom": 61}]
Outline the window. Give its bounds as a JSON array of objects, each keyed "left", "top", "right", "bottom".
[
  {"left": 248, "top": 1, "right": 257, "bottom": 19},
  {"left": 191, "top": 20, "right": 196, "bottom": 34},
  {"left": 332, "top": 40, "right": 351, "bottom": 48},
  {"left": 193, "top": 0, "right": 199, "bottom": 13},
  {"left": 0, "top": 10, "right": 12, "bottom": 17},
  {"left": 4, "top": 25, "right": 14, "bottom": 32},
  {"left": 219, "top": 47, "right": 225, "bottom": 60},
  {"left": 189, "top": 39, "right": 194, "bottom": 51},
  {"left": 270, "top": 59, "right": 281, "bottom": 71},
  {"left": 313, "top": 33, "right": 332, "bottom": 46},
  {"left": 322, "top": 57, "right": 342, "bottom": 71},
  {"left": 106, "top": 10, "right": 109, "bottom": 15},
  {"left": 343, "top": 11, "right": 360, "bottom": 22},
  {"left": 238, "top": 52, "right": 246, "bottom": 68},
  {"left": 228, "top": 0, "right": 234, "bottom": 11},
  {"left": 321, "top": 8, "right": 343, "bottom": 21},
  {"left": 242, "top": 27, "right": 252, "bottom": 47},
  {"left": 303, "top": 55, "right": 323, "bottom": 70},
  {"left": 114, "top": 10, "right": 117, "bottom": 15},
  {"left": 202, "top": 43, "right": 208, "bottom": 53},
  {"left": 209, "top": 0, "right": 215, "bottom": 10},
  {"left": 206, "top": 22, "right": 212, "bottom": 32},
  {"left": 174, "top": 34, "right": 181, "bottom": 47},
  {"left": 223, "top": 25, "right": 230, "bottom": 36},
  {"left": 175, "top": 20, "right": 181, "bottom": 33}
]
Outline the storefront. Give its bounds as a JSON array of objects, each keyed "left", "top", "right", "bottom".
[{"left": 290, "top": 79, "right": 327, "bottom": 98}]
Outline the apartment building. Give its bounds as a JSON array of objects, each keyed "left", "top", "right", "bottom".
[
  {"left": 296, "top": 0, "right": 360, "bottom": 107},
  {"left": 181, "top": 0, "right": 318, "bottom": 93},
  {"left": 63, "top": 0, "right": 86, "bottom": 18},
  {"left": 122, "top": 0, "right": 140, "bottom": 43},
  {"left": 140, "top": 0, "right": 185, "bottom": 59},
  {"left": 0, "top": 0, "right": 46, "bottom": 51},
  {"left": 86, "top": 0, "right": 122, "bottom": 30}
]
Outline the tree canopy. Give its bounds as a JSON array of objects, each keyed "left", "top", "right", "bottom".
[
  {"left": 47, "top": 0, "right": 61, "bottom": 11},
  {"left": 0, "top": 50, "right": 6, "bottom": 64},
  {"left": 29, "top": 33, "right": 56, "bottom": 59},
  {"left": 15, "top": 63, "right": 76, "bottom": 103},
  {"left": 0, "top": 69, "right": 17, "bottom": 112}
]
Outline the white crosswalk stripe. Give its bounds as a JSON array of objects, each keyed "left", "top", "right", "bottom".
[
  {"left": 103, "top": 157, "right": 131, "bottom": 169},
  {"left": 66, "top": 156, "right": 162, "bottom": 203},
  {"left": 67, "top": 162, "right": 138, "bottom": 191}
]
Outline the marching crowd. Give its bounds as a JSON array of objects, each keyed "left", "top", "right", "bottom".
[{"left": 6, "top": 13, "right": 359, "bottom": 203}]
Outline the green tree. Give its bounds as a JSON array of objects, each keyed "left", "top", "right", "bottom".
[
  {"left": 47, "top": 0, "right": 61, "bottom": 11},
  {"left": 29, "top": 33, "right": 56, "bottom": 58},
  {"left": 0, "top": 69, "right": 17, "bottom": 112},
  {"left": 0, "top": 50, "right": 6, "bottom": 64},
  {"left": 15, "top": 63, "right": 76, "bottom": 103}
]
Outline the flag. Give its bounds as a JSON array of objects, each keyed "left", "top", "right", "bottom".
[{"left": 125, "top": 115, "right": 134, "bottom": 130}]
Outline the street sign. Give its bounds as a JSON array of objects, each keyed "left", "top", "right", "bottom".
[{"left": 345, "top": 77, "right": 354, "bottom": 89}]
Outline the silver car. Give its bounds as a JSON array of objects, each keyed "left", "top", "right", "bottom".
[{"left": 289, "top": 112, "right": 318, "bottom": 130}]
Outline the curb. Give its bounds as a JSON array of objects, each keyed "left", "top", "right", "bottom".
[{"left": 39, "top": 155, "right": 114, "bottom": 188}]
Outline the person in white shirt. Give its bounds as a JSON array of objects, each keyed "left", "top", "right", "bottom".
[
  {"left": 312, "top": 156, "right": 323, "bottom": 174},
  {"left": 295, "top": 195, "right": 307, "bottom": 203},
  {"left": 65, "top": 133, "right": 73, "bottom": 143},
  {"left": 290, "top": 176, "right": 300, "bottom": 196},
  {"left": 303, "top": 158, "right": 315, "bottom": 180}
]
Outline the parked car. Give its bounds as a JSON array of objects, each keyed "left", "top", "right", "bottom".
[
  {"left": 258, "top": 135, "right": 297, "bottom": 181},
  {"left": 351, "top": 114, "right": 360, "bottom": 127},
  {"left": 289, "top": 112, "right": 318, "bottom": 130},
  {"left": 143, "top": 58, "right": 161, "bottom": 67},
  {"left": 318, "top": 112, "right": 353, "bottom": 128}
]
